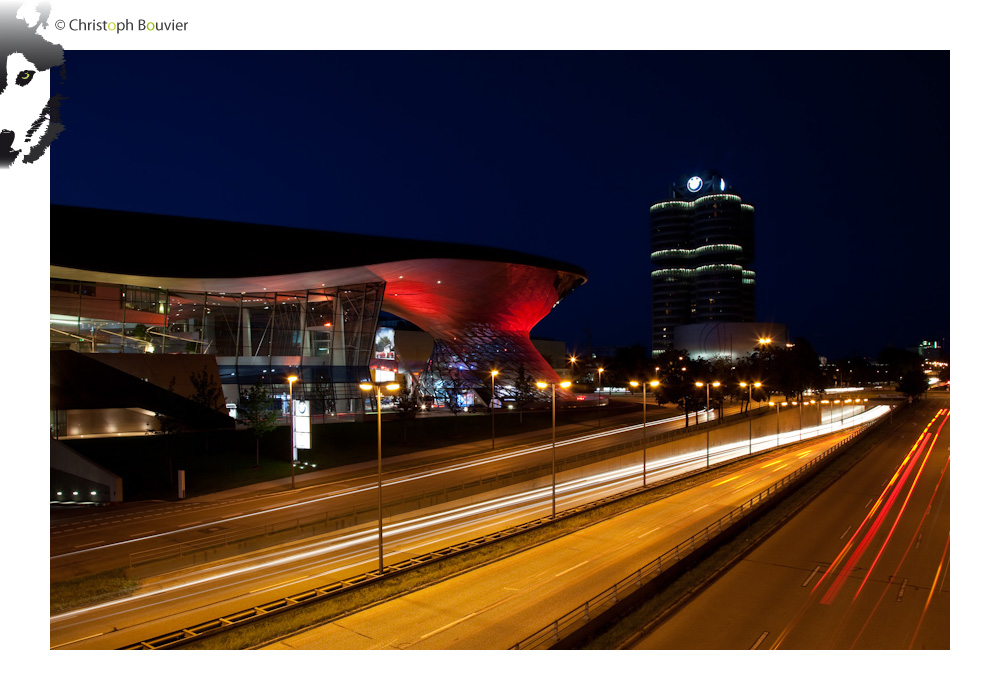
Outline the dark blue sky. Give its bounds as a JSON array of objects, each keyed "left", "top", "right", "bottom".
[{"left": 50, "top": 50, "right": 949, "bottom": 360}]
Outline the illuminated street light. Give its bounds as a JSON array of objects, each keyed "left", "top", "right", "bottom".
[
  {"left": 740, "top": 381, "right": 762, "bottom": 454},
  {"left": 629, "top": 379, "right": 660, "bottom": 486},
  {"left": 287, "top": 375, "right": 298, "bottom": 489},
  {"left": 597, "top": 367, "right": 605, "bottom": 427},
  {"left": 695, "top": 381, "right": 721, "bottom": 467},
  {"left": 769, "top": 400, "right": 787, "bottom": 447},
  {"left": 359, "top": 380, "right": 400, "bottom": 574},
  {"left": 537, "top": 380, "right": 572, "bottom": 518},
  {"left": 490, "top": 369, "right": 499, "bottom": 450}
]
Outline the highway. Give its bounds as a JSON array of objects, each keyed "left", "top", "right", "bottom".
[
  {"left": 262, "top": 430, "right": 868, "bottom": 649},
  {"left": 631, "top": 395, "right": 949, "bottom": 649},
  {"left": 50, "top": 402, "right": 876, "bottom": 649},
  {"left": 50, "top": 402, "right": 772, "bottom": 576}
]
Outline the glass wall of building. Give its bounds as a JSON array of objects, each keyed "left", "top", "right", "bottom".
[{"left": 50, "top": 278, "right": 385, "bottom": 416}]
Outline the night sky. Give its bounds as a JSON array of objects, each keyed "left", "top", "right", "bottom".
[{"left": 50, "top": 50, "right": 949, "bottom": 360}]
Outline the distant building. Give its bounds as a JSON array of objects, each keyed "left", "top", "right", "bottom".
[
  {"left": 650, "top": 171, "right": 756, "bottom": 357},
  {"left": 911, "top": 339, "right": 947, "bottom": 361},
  {"left": 673, "top": 322, "right": 787, "bottom": 361}
]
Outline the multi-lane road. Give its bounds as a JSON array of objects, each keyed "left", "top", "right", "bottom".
[
  {"left": 50, "top": 400, "right": 878, "bottom": 649},
  {"left": 262, "top": 430, "right": 867, "bottom": 649},
  {"left": 631, "top": 394, "right": 949, "bottom": 649}
]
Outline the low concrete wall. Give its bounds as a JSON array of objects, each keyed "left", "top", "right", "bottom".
[{"left": 51, "top": 439, "right": 124, "bottom": 503}]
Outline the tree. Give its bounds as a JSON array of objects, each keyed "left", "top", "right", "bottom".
[
  {"left": 656, "top": 381, "right": 696, "bottom": 427},
  {"left": 442, "top": 373, "right": 468, "bottom": 435},
  {"left": 512, "top": 364, "right": 536, "bottom": 424},
  {"left": 189, "top": 366, "right": 225, "bottom": 412},
  {"left": 878, "top": 346, "right": 923, "bottom": 383},
  {"left": 770, "top": 338, "right": 825, "bottom": 401},
  {"left": 394, "top": 382, "right": 421, "bottom": 443},
  {"left": 898, "top": 369, "right": 929, "bottom": 399},
  {"left": 238, "top": 380, "right": 278, "bottom": 468}
]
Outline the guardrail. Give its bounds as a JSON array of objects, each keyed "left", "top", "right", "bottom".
[
  {"left": 510, "top": 418, "right": 881, "bottom": 650},
  {"left": 119, "top": 406, "right": 885, "bottom": 650},
  {"left": 119, "top": 414, "right": 812, "bottom": 649}
]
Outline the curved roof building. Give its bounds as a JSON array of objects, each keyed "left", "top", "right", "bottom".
[{"left": 50, "top": 205, "right": 586, "bottom": 430}]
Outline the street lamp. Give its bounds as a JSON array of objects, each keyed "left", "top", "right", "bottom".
[
  {"left": 629, "top": 379, "right": 660, "bottom": 486},
  {"left": 490, "top": 369, "right": 499, "bottom": 450},
  {"left": 359, "top": 380, "right": 400, "bottom": 575},
  {"left": 287, "top": 375, "right": 298, "bottom": 488},
  {"left": 740, "top": 381, "right": 762, "bottom": 455},
  {"left": 537, "top": 379, "right": 572, "bottom": 518},
  {"left": 769, "top": 401, "right": 787, "bottom": 447},
  {"left": 597, "top": 367, "right": 605, "bottom": 427},
  {"left": 695, "top": 381, "right": 720, "bottom": 468}
]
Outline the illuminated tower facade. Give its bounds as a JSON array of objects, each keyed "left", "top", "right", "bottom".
[{"left": 650, "top": 172, "right": 755, "bottom": 356}]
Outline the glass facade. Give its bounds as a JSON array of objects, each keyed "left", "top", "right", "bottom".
[{"left": 50, "top": 278, "right": 385, "bottom": 413}]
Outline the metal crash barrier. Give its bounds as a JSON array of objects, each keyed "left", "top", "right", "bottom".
[{"left": 510, "top": 418, "right": 884, "bottom": 649}]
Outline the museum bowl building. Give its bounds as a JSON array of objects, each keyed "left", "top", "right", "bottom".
[{"left": 50, "top": 206, "right": 586, "bottom": 437}]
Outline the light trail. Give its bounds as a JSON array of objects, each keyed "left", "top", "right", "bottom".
[
  {"left": 52, "top": 415, "right": 854, "bottom": 643},
  {"left": 851, "top": 411, "right": 949, "bottom": 600},
  {"left": 769, "top": 407, "right": 948, "bottom": 649},
  {"left": 847, "top": 449, "right": 950, "bottom": 648},
  {"left": 909, "top": 532, "right": 950, "bottom": 649},
  {"left": 51, "top": 410, "right": 705, "bottom": 558}
]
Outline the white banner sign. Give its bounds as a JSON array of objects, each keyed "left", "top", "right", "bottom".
[{"left": 293, "top": 400, "right": 310, "bottom": 450}]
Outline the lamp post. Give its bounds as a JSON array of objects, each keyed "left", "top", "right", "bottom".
[
  {"left": 287, "top": 375, "right": 298, "bottom": 488},
  {"left": 740, "top": 381, "right": 762, "bottom": 455},
  {"left": 490, "top": 369, "right": 498, "bottom": 450},
  {"left": 695, "top": 381, "right": 720, "bottom": 468},
  {"left": 537, "top": 380, "right": 572, "bottom": 518},
  {"left": 769, "top": 401, "right": 786, "bottom": 447},
  {"left": 629, "top": 379, "right": 660, "bottom": 486},
  {"left": 359, "top": 380, "right": 400, "bottom": 575},
  {"left": 597, "top": 367, "right": 605, "bottom": 427}
]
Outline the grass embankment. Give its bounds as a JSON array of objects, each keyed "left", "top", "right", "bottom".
[{"left": 50, "top": 568, "right": 140, "bottom": 615}]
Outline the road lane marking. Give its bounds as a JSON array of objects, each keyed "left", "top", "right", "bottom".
[
  {"left": 864, "top": 498, "right": 874, "bottom": 509},
  {"left": 692, "top": 504, "right": 709, "bottom": 512},
  {"left": 750, "top": 631, "right": 769, "bottom": 649},
  {"left": 250, "top": 576, "right": 308, "bottom": 594},
  {"left": 637, "top": 526, "right": 661, "bottom": 539},
  {"left": 419, "top": 590, "right": 521, "bottom": 640},
  {"left": 73, "top": 541, "right": 104, "bottom": 548},
  {"left": 554, "top": 560, "right": 592, "bottom": 578},
  {"left": 51, "top": 631, "right": 106, "bottom": 649},
  {"left": 802, "top": 565, "right": 821, "bottom": 587},
  {"left": 840, "top": 527, "right": 851, "bottom": 540},
  {"left": 897, "top": 579, "right": 907, "bottom": 602},
  {"left": 131, "top": 531, "right": 157, "bottom": 538}
]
